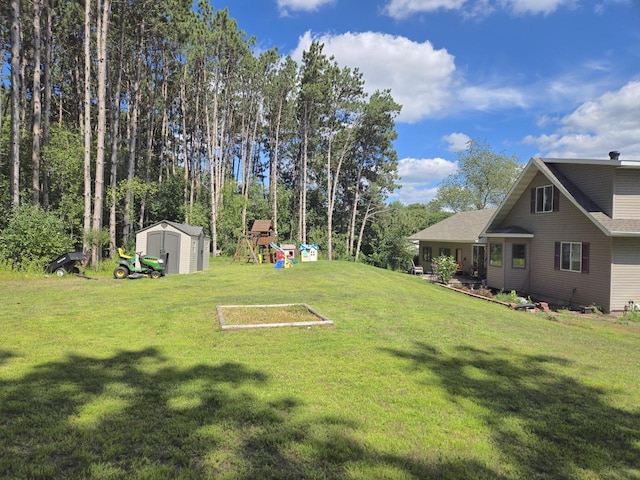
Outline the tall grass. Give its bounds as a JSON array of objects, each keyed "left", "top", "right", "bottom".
[{"left": 1, "top": 259, "right": 639, "bottom": 479}]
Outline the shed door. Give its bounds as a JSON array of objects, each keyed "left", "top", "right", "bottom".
[
  {"left": 148, "top": 231, "right": 180, "bottom": 274},
  {"left": 197, "top": 235, "right": 204, "bottom": 271}
]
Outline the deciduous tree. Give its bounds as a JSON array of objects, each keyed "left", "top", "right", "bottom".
[{"left": 435, "top": 138, "right": 522, "bottom": 212}]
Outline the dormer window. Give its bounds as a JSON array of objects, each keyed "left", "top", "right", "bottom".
[{"left": 531, "top": 185, "right": 559, "bottom": 213}]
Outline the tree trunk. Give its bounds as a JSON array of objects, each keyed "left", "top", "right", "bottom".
[
  {"left": 123, "top": 25, "right": 145, "bottom": 241},
  {"left": 348, "top": 153, "right": 366, "bottom": 257},
  {"left": 82, "top": 0, "right": 92, "bottom": 248},
  {"left": 159, "top": 57, "right": 169, "bottom": 184},
  {"left": 108, "top": 12, "right": 125, "bottom": 256},
  {"left": 180, "top": 65, "right": 189, "bottom": 223},
  {"left": 9, "top": 0, "right": 21, "bottom": 207},
  {"left": 205, "top": 73, "right": 219, "bottom": 256},
  {"left": 269, "top": 100, "right": 283, "bottom": 239},
  {"left": 91, "top": 0, "right": 110, "bottom": 265},
  {"left": 42, "top": 0, "right": 53, "bottom": 208},
  {"left": 31, "top": 0, "right": 43, "bottom": 205}
]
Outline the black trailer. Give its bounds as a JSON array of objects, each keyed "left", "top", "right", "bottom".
[{"left": 46, "top": 251, "right": 86, "bottom": 277}]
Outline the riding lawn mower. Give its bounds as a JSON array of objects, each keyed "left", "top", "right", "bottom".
[{"left": 113, "top": 247, "right": 166, "bottom": 279}]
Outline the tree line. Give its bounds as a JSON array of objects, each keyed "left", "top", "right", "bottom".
[
  {"left": 0, "top": 0, "right": 414, "bottom": 266},
  {"left": 1, "top": 0, "right": 523, "bottom": 271}
]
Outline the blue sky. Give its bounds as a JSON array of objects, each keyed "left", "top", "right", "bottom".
[{"left": 220, "top": 0, "right": 640, "bottom": 204}]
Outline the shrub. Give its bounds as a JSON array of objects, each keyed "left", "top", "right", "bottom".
[
  {"left": 0, "top": 205, "right": 75, "bottom": 271},
  {"left": 622, "top": 310, "right": 640, "bottom": 323},
  {"left": 473, "top": 287, "right": 494, "bottom": 298},
  {"left": 432, "top": 255, "right": 458, "bottom": 284},
  {"left": 494, "top": 290, "right": 519, "bottom": 304}
]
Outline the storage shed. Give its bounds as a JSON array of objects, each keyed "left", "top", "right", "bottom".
[{"left": 136, "top": 220, "right": 210, "bottom": 274}]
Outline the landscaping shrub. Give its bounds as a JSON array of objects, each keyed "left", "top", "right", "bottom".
[
  {"left": 494, "top": 290, "right": 519, "bottom": 304},
  {"left": 432, "top": 255, "right": 458, "bottom": 284}
]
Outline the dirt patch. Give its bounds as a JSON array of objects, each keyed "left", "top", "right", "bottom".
[{"left": 216, "top": 303, "right": 334, "bottom": 330}]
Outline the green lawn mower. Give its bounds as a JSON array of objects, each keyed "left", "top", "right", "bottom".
[{"left": 113, "top": 247, "right": 166, "bottom": 279}]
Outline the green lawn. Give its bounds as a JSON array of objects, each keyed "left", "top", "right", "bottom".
[{"left": 1, "top": 260, "right": 639, "bottom": 479}]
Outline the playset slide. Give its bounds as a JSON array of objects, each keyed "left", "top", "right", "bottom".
[{"left": 269, "top": 242, "right": 298, "bottom": 268}]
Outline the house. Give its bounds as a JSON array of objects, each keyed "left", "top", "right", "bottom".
[
  {"left": 408, "top": 209, "right": 496, "bottom": 276},
  {"left": 136, "top": 220, "right": 210, "bottom": 274},
  {"left": 481, "top": 155, "right": 640, "bottom": 312}
]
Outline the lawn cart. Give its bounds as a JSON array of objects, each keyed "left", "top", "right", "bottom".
[
  {"left": 113, "top": 247, "right": 165, "bottom": 279},
  {"left": 46, "top": 251, "right": 86, "bottom": 277}
]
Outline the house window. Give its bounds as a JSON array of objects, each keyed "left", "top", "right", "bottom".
[
  {"left": 439, "top": 248, "right": 451, "bottom": 257},
  {"left": 472, "top": 245, "right": 486, "bottom": 277},
  {"left": 536, "top": 185, "right": 554, "bottom": 212},
  {"left": 555, "top": 241, "right": 590, "bottom": 273},
  {"left": 489, "top": 243, "right": 502, "bottom": 267},
  {"left": 561, "top": 242, "right": 581, "bottom": 272},
  {"left": 423, "top": 247, "right": 432, "bottom": 262},
  {"left": 512, "top": 244, "right": 526, "bottom": 269}
]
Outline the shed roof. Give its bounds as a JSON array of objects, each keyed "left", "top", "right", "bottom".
[
  {"left": 408, "top": 209, "right": 496, "bottom": 243},
  {"left": 139, "top": 220, "right": 205, "bottom": 238}
]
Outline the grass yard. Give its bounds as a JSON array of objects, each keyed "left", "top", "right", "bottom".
[{"left": 1, "top": 259, "right": 639, "bottom": 479}]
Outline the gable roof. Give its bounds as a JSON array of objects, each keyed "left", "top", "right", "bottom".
[
  {"left": 408, "top": 209, "right": 496, "bottom": 243},
  {"left": 139, "top": 220, "right": 205, "bottom": 237},
  {"left": 251, "top": 219, "right": 273, "bottom": 233},
  {"left": 483, "top": 157, "right": 640, "bottom": 238}
]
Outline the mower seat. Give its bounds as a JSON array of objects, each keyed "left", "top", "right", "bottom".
[{"left": 117, "top": 247, "right": 132, "bottom": 260}]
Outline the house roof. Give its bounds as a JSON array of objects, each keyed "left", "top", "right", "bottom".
[
  {"left": 482, "top": 156, "right": 640, "bottom": 238},
  {"left": 408, "top": 209, "right": 496, "bottom": 243}
]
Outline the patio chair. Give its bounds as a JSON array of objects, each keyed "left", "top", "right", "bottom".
[{"left": 411, "top": 260, "right": 424, "bottom": 275}]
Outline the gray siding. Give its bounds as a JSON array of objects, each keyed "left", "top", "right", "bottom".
[
  {"left": 503, "top": 239, "right": 530, "bottom": 293},
  {"left": 418, "top": 241, "right": 474, "bottom": 274},
  {"left": 486, "top": 241, "right": 505, "bottom": 291},
  {"left": 611, "top": 237, "right": 640, "bottom": 311},
  {"left": 554, "top": 164, "right": 614, "bottom": 216},
  {"left": 136, "top": 223, "right": 212, "bottom": 275},
  {"left": 495, "top": 172, "right": 612, "bottom": 310},
  {"left": 613, "top": 169, "right": 640, "bottom": 219}
]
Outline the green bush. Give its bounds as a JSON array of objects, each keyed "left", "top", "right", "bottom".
[
  {"left": 0, "top": 205, "right": 75, "bottom": 271},
  {"left": 432, "top": 255, "right": 458, "bottom": 284},
  {"left": 622, "top": 309, "right": 640, "bottom": 323},
  {"left": 494, "top": 290, "right": 519, "bottom": 303}
]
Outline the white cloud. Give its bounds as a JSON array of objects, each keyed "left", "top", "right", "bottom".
[
  {"left": 384, "top": 0, "right": 467, "bottom": 19},
  {"left": 523, "top": 81, "right": 640, "bottom": 158},
  {"left": 398, "top": 157, "right": 458, "bottom": 184},
  {"left": 391, "top": 155, "right": 461, "bottom": 204},
  {"left": 389, "top": 184, "right": 441, "bottom": 204},
  {"left": 291, "top": 31, "right": 535, "bottom": 122},
  {"left": 458, "top": 85, "right": 528, "bottom": 110},
  {"left": 500, "top": 0, "right": 577, "bottom": 15},
  {"left": 442, "top": 133, "right": 471, "bottom": 152},
  {"left": 291, "top": 31, "right": 456, "bottom": 123},
  {"left": 277, "top": 0, "right": 334, "bottom": 15},
  {"left": 383, "top": 0, "right": 575, "bottom": 19}
]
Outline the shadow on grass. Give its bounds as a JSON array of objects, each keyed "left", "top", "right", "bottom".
[
  {"left": 383, "top": 342, "right": 640, "bottom": 479},
  {"left": 0, "top": 347, "right": 506, "bottom": 479},
  {"left": 0, "top": 349, "right": 16, "bottom": 366}
]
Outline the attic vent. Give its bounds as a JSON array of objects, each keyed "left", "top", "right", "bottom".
[{"left": 609, "top": 151, "right": 620, "bottom": 160}]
